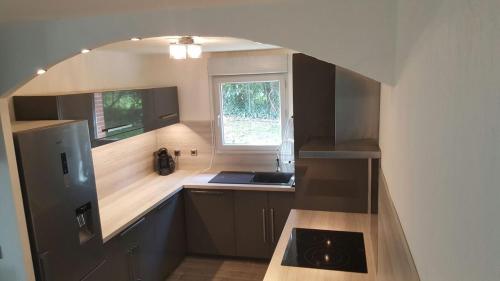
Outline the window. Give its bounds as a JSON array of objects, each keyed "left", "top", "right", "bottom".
[{"left": 213, "top": 74, "right": 287, "bottom": 152}]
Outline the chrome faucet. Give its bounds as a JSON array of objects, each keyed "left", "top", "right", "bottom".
[{"left": 275, "top": 150, "right": 281, "bottom": 172}]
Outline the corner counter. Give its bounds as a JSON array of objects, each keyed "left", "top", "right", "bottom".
[
  {"left": 98, "top": 170, "right": 197, "bottom": 242},
  {"left": 98, "top": 169, "right": 295, "bottom": 242}
]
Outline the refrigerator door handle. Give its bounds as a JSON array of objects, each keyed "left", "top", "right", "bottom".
[{"left": 38, "top": 251, "right": 50, "bottom": 281}]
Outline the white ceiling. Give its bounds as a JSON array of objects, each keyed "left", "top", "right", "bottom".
[
  {"left": 0, "top": 0, "right": 285, "bottom": 23},
  {"left": 98, "top": 36, "right": 280, "bottom": 54}
]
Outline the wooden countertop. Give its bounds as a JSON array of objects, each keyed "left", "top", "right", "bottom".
[
  {"left": 98, "top": 170, "right": 295, "bottom": 242},
  {"left": 98, "top": 170, "right": 197, "bottom": 242},
  {"left": 264, "top": 210, "right": 376, "bottom": 281}
]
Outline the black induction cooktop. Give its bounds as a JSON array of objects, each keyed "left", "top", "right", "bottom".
[{"left": 281, "top": 228, "right": 368, "bottom": 273}]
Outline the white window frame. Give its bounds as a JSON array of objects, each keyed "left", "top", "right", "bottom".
[{"left": 212, "top": 73, "right": 288, "bottom": 154}]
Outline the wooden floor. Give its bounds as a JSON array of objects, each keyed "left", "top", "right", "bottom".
[{"left": 166, "top": 256, "right": 269, "bottom": 281}]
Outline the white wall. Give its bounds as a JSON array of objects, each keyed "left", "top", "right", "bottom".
[
  {"left": 15, "top": 50, "right": 162, "bottom": 96},
  {"left": 14, "top": 49, "right": 212, "bottom": 121},
  {"left": 140, "top": 54, "right": 211, "bottom": 121},
  {"left": 0, "top": 100, "right": 35, "bottom": 281},
  {"left": 379, "top": 1, "right": 500, "bottom": 280}
]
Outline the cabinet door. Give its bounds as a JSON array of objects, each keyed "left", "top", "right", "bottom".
[
  {"left": 57, "top": 94, "right": 96, "bottom": 143},
  {"left": 184, "top": 189, "right": 236, "bottom": 256},
  {"left": 152, "top": 192, "right": 186, "bottom": 280},
  {"left": 268, "top": 192, "right": 295, "bottom": 250},
  {"left": 80, "top": 260, "right": 110, "bottom": 281},
  {"left": 120, "top": 216, "right": 155, "bottom": 281},
  {"left": 103, "top": 236, "right": 129, "bottom": 281},
  {"left": 13, "top": 96, "right": 59, "bottom": 120},
  {"left": 234, "top": 191, "right": 271, "bottom": 259},
  {"left": 152, "top": 87, "right": 179, "bottom": 127}
]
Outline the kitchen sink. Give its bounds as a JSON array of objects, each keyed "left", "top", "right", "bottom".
[
  {"left": 251, "top": 172, "right": 294, "bottom": 184},
  {"left": 209, "top": 171, "right": 294, "bottom": 186}
]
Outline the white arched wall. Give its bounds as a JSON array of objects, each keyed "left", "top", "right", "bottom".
[
  {"left": 2, "top": 1, "right": 500, "bottom": 281},
  {"left": 0, "top": 3, "right": 397, "bottom": 276},
  {"left": 0, "top": 0, "right": 396, "bottom": 97},
  {"left": 0, "top": 1, "right": 396, "bottom": 278}
]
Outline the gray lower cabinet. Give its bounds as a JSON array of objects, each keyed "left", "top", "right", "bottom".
[
  {"left": 184, "top": 189, "right": 236, "bottom": 256},
  {"left": 184, "top": 189, "right": 294, "bottom": 259},
  {"left": 121, "top": 216, "right": 155, "bottom": 281},
  {"left": 234, "top": 191, "right": 294, "bottom": 259},
  {"left": 234, "top": 191, "right": 270, "bottom": 258},
  {"left": 268, "top": 192, "right": 295, "bottom": 248},
  {"left": 80, "top": 260, "right": 111, "bottom": 281},
  {"left": 150, "top": 192, "right": 186, "bottom": 281},
  {"left": 103, "top": 192, "right": 185, "bottom": 281}
]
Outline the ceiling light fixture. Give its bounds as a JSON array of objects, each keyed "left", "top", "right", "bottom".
[
  {"left": 130, "top": 37, "right": 141, "bottom": 41},
  {"left": 36, "top": 69, "right": 46, "bottom": 75},
  {"left": 169, "top": 36, "right": 202, "bottom": 60},
  {"left": 187, "top": 44, "right": 202, "bottom": 59}
]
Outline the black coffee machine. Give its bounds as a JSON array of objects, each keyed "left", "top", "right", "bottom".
[{"left": 154, "top": 148, "right": 176, "bottom": 176}]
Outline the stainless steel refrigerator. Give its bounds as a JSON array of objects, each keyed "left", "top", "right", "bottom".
[{"left": 14, "top": 120, "right": 104, "bottom": 281}]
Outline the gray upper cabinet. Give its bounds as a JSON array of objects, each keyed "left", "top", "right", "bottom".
[
  {"left": 13, "top": 87, "right": 180, "bottom": 148},
  {"left": 14, "top": 94, "right": 96, "bottom": 141},
  {"left": 184, "top": 189, "right": 236, "bottom": 256},
  {"left": 144, "top": 87, "right": 180, "bottom": 131}
]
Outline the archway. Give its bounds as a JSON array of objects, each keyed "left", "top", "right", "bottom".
[{"left": 0, "top": 0, "right": 395, "bottom": 98}]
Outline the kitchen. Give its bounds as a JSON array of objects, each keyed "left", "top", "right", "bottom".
[
  {"left": 1, "top": 2, "right": 499, "bottom": 281},
  {"left": 5, "top": 36, "right": 391, "bottom": 281}
]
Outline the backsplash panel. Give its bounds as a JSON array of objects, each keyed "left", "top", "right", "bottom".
[{"left": 92, "top": 130, "right": 157, "bottom": 199}]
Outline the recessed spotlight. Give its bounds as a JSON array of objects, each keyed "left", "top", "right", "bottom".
[
  {"left": 130, "top": 37, "right": 141, "bottom": 41},
  {"left": 81, "top": 49, "right": 91, "bottom": 54},
  {"left": 36, "top": 69, "right": 46, "bottom": 75}
]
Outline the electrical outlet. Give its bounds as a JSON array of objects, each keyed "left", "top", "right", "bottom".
[
  {"left": 174, "top": 150, "right": 181, "bottom": 156},
  {"left": 190, "top": 149, "right": 198, "bottom": 156}
]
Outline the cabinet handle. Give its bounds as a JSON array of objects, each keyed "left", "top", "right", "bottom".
[
  {"left": 102, "top": 123, "right": 133, "bottom": 133},
  {"left": 127, "top": 246, "right": 136, "bottom": 281},
  {"left": 190, "top": 190, "right": 224, "bottom": 195},
  {"left": 262, "top": 208, "right": 267, "bottom": 243},
  {"left": 270, "top": 208, "right": 275, "bottom": 244},
  {"left": 81, "top": 260, "right": 106, "bottom": 281},
  {"left": 159, "top": 113, "right": 178, "bottom": 120},
  {"left": 120, "top": 217, "right": 146, "bottom": 237}
]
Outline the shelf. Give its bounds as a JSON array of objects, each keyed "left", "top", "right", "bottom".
[{"left": 298, "top": 137, "right": 381, "bottom": 159}]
